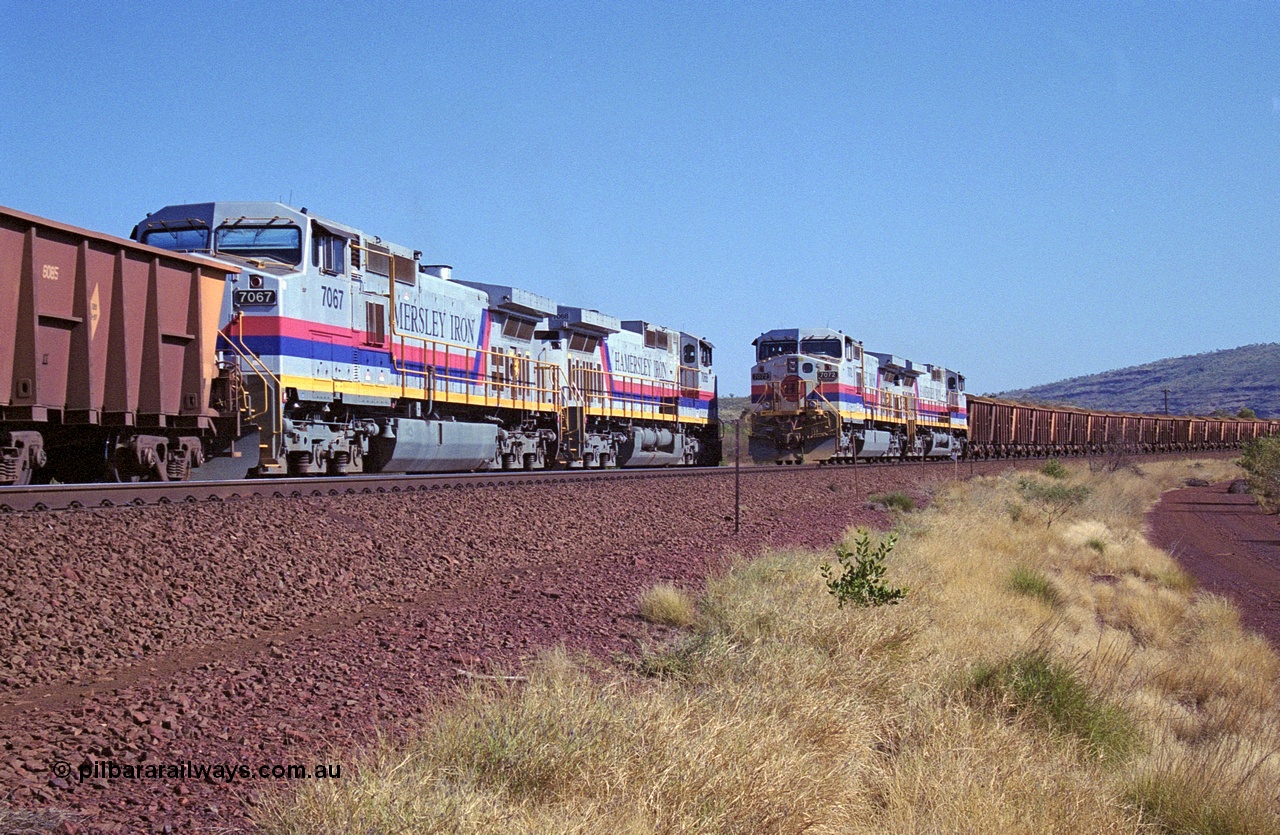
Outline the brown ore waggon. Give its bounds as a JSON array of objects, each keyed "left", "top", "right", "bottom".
[
  {"left": 965, "top": 395, "right": 1280, "bottom": 459},
  {"left": 0, "top": 205, "right": 243, "bottom": 484}
]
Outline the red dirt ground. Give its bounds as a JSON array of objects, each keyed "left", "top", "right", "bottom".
[
  {"left": 0, "top": 462, "right": 985, "bottom": 834},
  {"left": 1148, "top": 482, "right": 1280, "bottom": 646},
  {"left": 0, "top": 455, "right": 1250, "bottom": 833}
]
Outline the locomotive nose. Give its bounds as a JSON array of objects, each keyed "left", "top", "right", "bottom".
[
  {"left": 782, "top": 357, "right": 817, "bottom": 405},
  {"left": 752, "top": 355, "right": 819, "bottom": 414}
]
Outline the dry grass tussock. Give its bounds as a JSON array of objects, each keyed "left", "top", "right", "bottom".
[
  {"left": 258, "top": 457, "right": 1280, "bottom": 834},
  {"left": 636, "top": 583, "right": 695, "bottom": 627}
]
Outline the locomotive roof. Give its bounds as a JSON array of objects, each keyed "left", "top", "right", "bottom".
[
  {"left": 754, "top": 326, "right": 963, "bottom": 380},
  {"left": 455, "top": 281, "right": 558, "bottom": 319},
  {"left": 138, "top": 201, "right": 414, "bottom": 258},
  {"left": 553, "top": 306, "right": 622, "bottom": 335},
  {"left": 622, "top": 320, "right": 714, "bottom": 346},
  {"left": 752, "top": 327, "right": 852, "bottom": 345},
  {"left": 866, "top": 351, "right": 920, "bottom": 375}
]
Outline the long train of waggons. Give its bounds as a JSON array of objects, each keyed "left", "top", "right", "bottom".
[
  {"left": 0, "top": 202, "right": 1274, "bottom": 485},
  {"left": 746, "top": 328, "right": 1280, "bottom": 464}
]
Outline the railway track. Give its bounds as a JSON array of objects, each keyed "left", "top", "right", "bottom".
[
  {"left": 0, "top": 467, "right": 726, "bottom": 513},
  {"left": 0, "top": 447, "right": 1239, "bottom": 513}
]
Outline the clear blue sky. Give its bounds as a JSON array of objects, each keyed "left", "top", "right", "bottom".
[{"left": 3, "top": 2, "right": 1278, "bottom": 396}]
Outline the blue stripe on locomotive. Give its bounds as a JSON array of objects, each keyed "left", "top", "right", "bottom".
[{"left": 233, "top": 332, "right": 713, "bottom": 414}]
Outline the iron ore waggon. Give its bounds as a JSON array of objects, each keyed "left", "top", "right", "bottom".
[
  {"left": 746, "top": 326, "right": 1279, "bottom": 465},
  {"left": 0, "top": 206, "right": 242, "bottom": 484},
  {"left": 965, "top": 396, "right": 1280, "bottom": 458},
  {"left": 0, "top": 202, "right": 718, "bottom": 484}
]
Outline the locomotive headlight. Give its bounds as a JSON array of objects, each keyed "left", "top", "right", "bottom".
[
  {"left": 249, "top": 274, "right": 264, "bottom": 289},
  {"left": 787, "top": 358, "right": 798, "bottom": 373}
]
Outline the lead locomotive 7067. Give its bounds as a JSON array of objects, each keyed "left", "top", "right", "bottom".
[{"left": 0, "top": 202, "right": 718, "bottom": 483}]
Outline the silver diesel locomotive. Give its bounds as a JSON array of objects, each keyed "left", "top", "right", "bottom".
[
  {"left": 133, "top": 201, "right": 719, "bottom": 477},
  {"left": 747, "top": 327, "right": 966, "bottom": 464}
]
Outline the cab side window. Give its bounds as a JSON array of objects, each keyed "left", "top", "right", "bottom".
[{"left": 312, "top": 233, "right": 345, "bottom": 275}]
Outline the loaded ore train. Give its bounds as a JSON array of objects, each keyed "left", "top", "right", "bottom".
[
  {"left": 747, "top": 327, "right": 1280, "bottom": 465},
  {"left": 2, "top": 199, "right": 1274, "bottom": 486},
  {"left": 0, "top": 202, "right": 718, "bottom": 485}
]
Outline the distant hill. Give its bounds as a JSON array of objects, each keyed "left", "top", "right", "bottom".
[{"left": 996, "top": 344, "right": 1280, "bottom": 418}]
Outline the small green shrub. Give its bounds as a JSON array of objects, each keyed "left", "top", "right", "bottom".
[
  {"left": 820, "top": 528, "right": 907, "bottom": 608},
  {"left": 969, "top": 649, "right": 1135, "bottom": 761},
  {"left": 1085, "top": 538, "right": 1107, "bottom": 554},
  {"left": 1008, "top": 567, "right": 1061, "bottom": 607},
  {"left": 1239, "top": 436, "right": 1280, "bottom": 511},
  {"left": 869, "top": 492, "right": 915, "bottom": 512},
  {"left": 1017, "top": 477, "right": 1092, "bottom": 528},
  {"left": 1039, "top": 458, "right": 1069, "bottom": 479}
]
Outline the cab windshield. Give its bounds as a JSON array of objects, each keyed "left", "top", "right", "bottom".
[
  {"left": 757, "top": 340, "right": 798, "bottom": 360},
  {"left": 215, "top": 225, "right": 302, "bottom": 265},
  {"left": 800, "top": 338, "right": 842, "bottom": 359},
  {"left": 141, "top": 227, "right": 210, "bottom": 252}
]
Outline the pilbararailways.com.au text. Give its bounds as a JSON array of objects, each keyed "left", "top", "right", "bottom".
[{"left": 51, "top": 759, "right": 342, "bottom": 784}]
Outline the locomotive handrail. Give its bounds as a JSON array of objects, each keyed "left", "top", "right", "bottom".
[
  {"left": 218, "top": 318, "right": 285, "bottom": 470},
  {"left": 218, "top": 322, "right": 281, "bottom": 422},
  {"left": 572, "top": 365, "right": 685, "bottom": 423},
  {"left": 385, "top": 331, "right": 564, "bottom": 412}
]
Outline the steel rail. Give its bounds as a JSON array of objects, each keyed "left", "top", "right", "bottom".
[
  {"left": 0, "top": 467, "right": 738, "bottom": 514},
  {"left": 0, "top": 446, "right": 1236, "bottom": 514},
  {"left": 0, "top": 457, "right": 944, "bottom": 514}
]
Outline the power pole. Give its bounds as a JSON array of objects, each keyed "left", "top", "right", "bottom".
[
  {"left": 734, "top": 420, "right": 741, "bottom": 535},
  {"left": 1163, "top": 389, "right": 1170, "bottom": 415}
]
